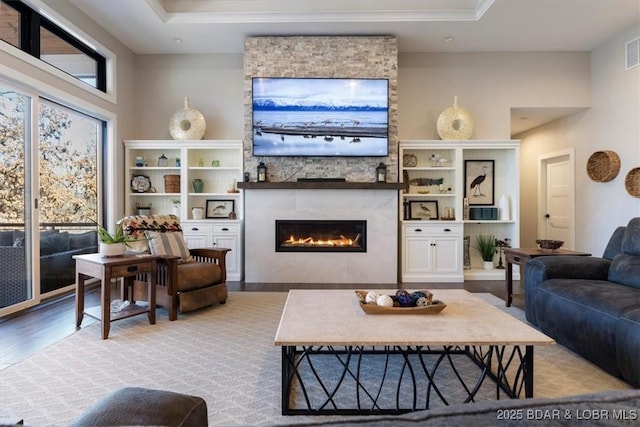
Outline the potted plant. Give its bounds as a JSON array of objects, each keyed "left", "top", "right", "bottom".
[
  {"left": 95, "top": 221, "right": 137, "bottom": 258},
  {"left": 474, "top": 234, "right": 497, "bottom": 269},
  {"left": 170, "top": 198, "right": 181, "bottom": 216}
]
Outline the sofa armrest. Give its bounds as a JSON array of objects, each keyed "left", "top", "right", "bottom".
[{"left": 524, "top": 256, "right": 611, "bottom": 325}]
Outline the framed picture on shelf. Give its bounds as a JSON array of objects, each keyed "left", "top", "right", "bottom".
[
  {"left": 464, "top": 160, "right": 495, "bottom": 206},
  {"left": 205, "top": 199, "right": 235, "bottom": 219},
  {"left": 409, "top": 200, "right": 439, "bottom": 220}
]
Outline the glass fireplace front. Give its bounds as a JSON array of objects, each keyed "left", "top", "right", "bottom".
[{"left": 275, "top": 220, "right": 366, "bottom": 252}]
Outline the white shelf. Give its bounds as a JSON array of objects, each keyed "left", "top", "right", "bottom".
[{"left": 400, "top": 140, "right": 521, "bottom": 282}]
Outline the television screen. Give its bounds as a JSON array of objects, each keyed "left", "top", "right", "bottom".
[{"left": 252, "top": 77, "right": 389, "bottom": 157}]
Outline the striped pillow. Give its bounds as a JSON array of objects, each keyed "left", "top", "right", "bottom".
[{"left": 144, "top": 231, "right": 192, "bottom": 263}]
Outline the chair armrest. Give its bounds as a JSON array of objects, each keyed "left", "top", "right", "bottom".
[
  {"left": 524, "top": 256, "right": 611, "bottom": 325},
  {"left": 189, "top": 247, "right": 231, "bottom": 283}
]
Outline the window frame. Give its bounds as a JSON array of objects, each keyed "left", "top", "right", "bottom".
[{"left": 1, "top": 0, "right": 107, "bottom": 92}]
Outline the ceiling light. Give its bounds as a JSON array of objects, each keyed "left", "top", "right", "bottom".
[
  {"left": 173, "top": 37, "right": 183, "bottom": 43},
  {"left": 443, "top": 36, "right": 454, "bottom": 42}
]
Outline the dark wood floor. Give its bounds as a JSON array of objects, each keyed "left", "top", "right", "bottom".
[{"left": 0, "top": 280, "right": 522, "bottom": 370}]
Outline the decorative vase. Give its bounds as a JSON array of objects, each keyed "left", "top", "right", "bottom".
[
  {"left": 499, "top": 194, "right": 510, "bottom": 220},
  {"left": 436, "top": 96, "right": 474, "bottom": 140},
  {"left": 483, "top": 261, "right": 494, "bottom": 270},
  {"left": 172, "top": 205, "right": 181, "bottom": 216},
  {"left": 99, "top": 242, "right": 125, "bottom": 258},
  {"left": 192, "top": 179, "right": 204, "bottom": 193},
  {"left": 169, "top": 97, "right": 206, "bottom": 140},
  {"left": 463, "top": 235, "right": 471, "bottom": 270},
  {"left": 192, "top": 207, "right": 204, "bottom": 220}
]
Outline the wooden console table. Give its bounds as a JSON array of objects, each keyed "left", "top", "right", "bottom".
[
  {"left": 504, "top": 248, "right": 591, "bottom": 307},
  {"left": 74, "top": 253, "right": 158, "bottom": 339}
]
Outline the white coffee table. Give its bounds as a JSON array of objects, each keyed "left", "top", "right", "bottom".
[{"left": 274, "top": 289, "right": 554, "bottom": 415}]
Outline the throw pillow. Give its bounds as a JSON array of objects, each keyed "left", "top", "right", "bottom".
[{"left": 144, "top": 231, "right": 192, "bottom": 263}]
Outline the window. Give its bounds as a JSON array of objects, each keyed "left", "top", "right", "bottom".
[{"left": 0, "top": 0, "right": 106, "bottom": 92}]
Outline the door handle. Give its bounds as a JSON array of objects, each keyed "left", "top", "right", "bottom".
[
  {"left": 221, "top": 228, "right": 229, "bottom": 231},
  {"left": 191, "top": 227, "right": 199, "bottom": 231},
  {"left": 414, "top": 228, "right": 422, "bottom": 232}
]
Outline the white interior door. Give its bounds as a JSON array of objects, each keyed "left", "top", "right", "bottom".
[{"left": 539, "top": 149, "right": 575, "bottom": 249}]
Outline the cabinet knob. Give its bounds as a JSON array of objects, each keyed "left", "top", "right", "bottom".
[
  {"left": 414, "top": 228, "right": 422, "bottom": 232},
  {"left": 430, "top": 243, "right": 436, "bottom": 246},
  {"left": 221, "top": 228, "right": 229, "bottom": 231}
]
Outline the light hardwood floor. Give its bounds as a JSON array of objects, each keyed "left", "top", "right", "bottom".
[{"left": 0, "top": 280, "right": 522, "bottom": 370}]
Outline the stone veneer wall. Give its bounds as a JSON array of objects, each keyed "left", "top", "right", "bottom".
[{"left": 243, "top": 36, "right": 398, "bottom": 182}]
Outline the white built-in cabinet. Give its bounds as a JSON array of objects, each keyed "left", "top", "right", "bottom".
[
  {"left": 399, "top": 140, "right": 520, "bottom": 282},
  {"left": 123, "top": 140, "right": 244, "bottom": 280}
]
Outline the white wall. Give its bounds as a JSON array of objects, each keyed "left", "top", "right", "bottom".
[
  {"left": 133, "top": 54, "right": 244, "bottom": 140},
  {"left": 398, "top": 52, "right": 591, "bottom": 140},
  {"left": 518, "top": 25, "right": 640, "bottom": 255}
]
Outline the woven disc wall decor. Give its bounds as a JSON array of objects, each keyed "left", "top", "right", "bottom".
[
  {"left": 436, "top": 96, "right": 474, "bottom": 140},
  {"left": 586, "top": 150, "right": 621, "bottom": 182},
  {"left": 625, "top": 167, "right": 640, "bottom": 198}
]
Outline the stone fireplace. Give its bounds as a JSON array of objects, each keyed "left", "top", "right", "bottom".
[{"left": 275, "top": 219, "right": 366, "bottom": 253}]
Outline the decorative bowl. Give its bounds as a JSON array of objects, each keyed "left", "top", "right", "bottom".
[
  {"left": 536, "top": 239, "right": 564, "bottom": 250},
  {"left": 355, "top": 290, "right": 446, "bottom": 315}
]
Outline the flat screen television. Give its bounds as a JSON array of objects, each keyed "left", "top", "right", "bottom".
[{"left": 252, "top": 77, "right": 389, "bottom": 157}]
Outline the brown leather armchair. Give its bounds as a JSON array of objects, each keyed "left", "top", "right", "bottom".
[{"left": 121, "top": 214, "right": 229, "bottom": 320}]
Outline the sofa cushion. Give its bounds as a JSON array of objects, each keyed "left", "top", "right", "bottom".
[
  {"left": 176, "top": 261, "right": 221, "bottom": 292},
  {"left": 608, "top": 253, "right": 640, "bottom": 289},
  {"left": 602, "top": 226, "right": 627, "bottom": 260},
  {"left": 145, "top": 230, "right": 192, "bottom": 263},
  {"left": 616, "top": 309, "right": 640, "bottom": 388},
  {"left": 40, "top": 231, "right": 69, "bottom": 255},
  {"left": 121, "top": 214, "right": 182, "bottom": 253},
  {"left": 0, "top": 230, "right": 14, "bottom": 246},
  {"left": 535, "top": 279, "right": 640, "bottom": 378},
  {"left": 69, "top": 231, "right": 97, "bottom": 250},
  {"left": 621, "top": 217, "right": 640, "bottom": 256}
]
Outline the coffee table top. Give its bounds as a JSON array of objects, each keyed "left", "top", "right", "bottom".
[{"left": 274, "top": 289, "right": 554, "bottom": 347}]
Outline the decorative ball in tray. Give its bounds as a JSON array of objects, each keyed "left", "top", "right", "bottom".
[
  {"left": 355, "top": 290, "right": 446, "bottom": 315},
  {"left": 536, "top": 239, "right": 564, "bottom": 250}
]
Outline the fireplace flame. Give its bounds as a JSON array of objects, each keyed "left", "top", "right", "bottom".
[{"left": 283, "top": 233, "right": 361, "bottom": 248}]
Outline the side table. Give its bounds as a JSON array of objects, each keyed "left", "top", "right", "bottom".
[
  {"left": 504, "top": 247, "right": 591, "bottom": 307},
  {"left": 74, "top": 253, "right": 158, "bottom": 339}
]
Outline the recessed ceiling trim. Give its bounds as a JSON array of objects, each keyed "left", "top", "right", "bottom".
[{"left": 147, "top": 0, "right": 495, "bottom": 24}]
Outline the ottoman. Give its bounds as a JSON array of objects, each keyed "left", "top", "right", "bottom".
[{"left": 69, "top": 387, "right": 208, "bottom": 426}]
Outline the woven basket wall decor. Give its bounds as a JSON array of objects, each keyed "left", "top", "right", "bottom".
[
  {"left": 164, "top": 175, "right": 181, "bottom": 193},
  {"left": 625, "top": 167, "right": 640, "bottom": 198},
  {"left": 586, "top": 150, "right": 621, "bottom": 182}
]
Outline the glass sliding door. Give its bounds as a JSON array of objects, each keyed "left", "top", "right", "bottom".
[
  {"left": 1, "top": 81, "right": 103, "bottom": 315},
  {"left": 37, "top": 100, "right": 101, "bottom": 296},
  {"left": 0, "top": 84, "right": 34, "bottom": 310}
]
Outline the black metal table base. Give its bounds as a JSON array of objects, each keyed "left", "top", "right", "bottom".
[{"left": 281, "top": 345, "right": 533, "bottom": 415}]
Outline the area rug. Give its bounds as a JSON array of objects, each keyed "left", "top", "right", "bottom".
[{"left": 0, "top": 292, "right": 631, "bottom": 426}]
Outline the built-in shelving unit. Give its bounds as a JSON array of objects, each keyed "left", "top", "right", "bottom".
[
  {"left": 399, "top": 140, "right": 521, "bottom": 282},
  {"left": 123, "top": 140, "right": 244, "bottom": 280}
]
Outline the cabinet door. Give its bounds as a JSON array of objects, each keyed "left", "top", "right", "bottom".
[
  {"left": 404, "top": 236, "right": 433, "bottom": 274},
  {"left": 213, "top": 233, "right": 237, "bottom": 273},
  {"left": 183, "top": 223, "right": 211, "bottom": 249},
  {"left": 432, "top": 236, "right": 460, "bottom": 273}
]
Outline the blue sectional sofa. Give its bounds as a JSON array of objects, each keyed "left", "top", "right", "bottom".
[{"left": 524, "top": 217, "right": 640, "bottom": 388}]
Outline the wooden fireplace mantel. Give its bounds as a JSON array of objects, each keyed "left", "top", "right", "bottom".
[{"left": 237, "top": 182, "right": 404, "bottom": 190}]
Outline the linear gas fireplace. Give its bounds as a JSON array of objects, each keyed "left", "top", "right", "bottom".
[{"left": 276, "top": 220, "right": 366, "bottom": 252}]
